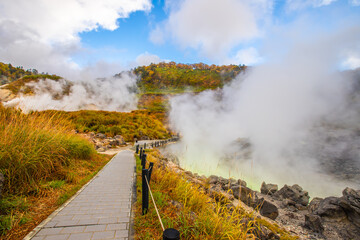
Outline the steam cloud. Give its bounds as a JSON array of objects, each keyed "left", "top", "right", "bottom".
[
  {"left": 5, "top": 72, "right": 138, "bottom": 112},
  {"left": 168, "top": 23, "right": 360, "bottom": 197}
]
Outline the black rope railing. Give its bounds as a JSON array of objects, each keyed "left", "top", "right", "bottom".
[{"left": 135, "top": 138, "right": 180, "bottom": 240}]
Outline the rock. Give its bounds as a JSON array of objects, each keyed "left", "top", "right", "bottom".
[
  {"left": 231, "top": 185, "right": 255, "bottom": 206},
  {"left": 282, "top": 198, "right": 296, "bottom": 208},
  {"left": 261, "top": 182, "right": 278, "bottom": 195},
  {"left": 222, "top": 178, "right": 238, "bottom": 191},
  {"left": 308, "top": 197, "right": 323, "bottom": 213},
  {"left": 237, "top": 179, "right": 247, "bottom": 187},
  {"left": 305, "top": 214, "right": 324, "bottom": 233},
  {"left": 114, "top": 135, "right": 126, "bottom": 144},
  {"left": 255, "top": 224, "right": 280, "bottom": 240},
  {"left": 274, "top": 184, "right": 310, "bottom": 206},
  {"left": 257, "top": 198, "right": 279, "bottom": 220},
  {"left": 219, "top": 176, "right": 229, "bottom": 186},
  {"left": 208, "top": 175, "right": 219, "bottom": 185},
  {"left": 96, "top": 133, "right": 106, "bottom": 139},
  {"left": 170, "top": 200, "right": 183, "bottom": 210},
  {"left": 0, "top": 173, "right": 4, "bottom": 199},
  {"left": 109, "top": 139, "right": 119, "bottom": 146},
  {"left": 314, "top": 197, "right": 346, "bottom": 219},
  {"left": 229, "top": 178, "right": 237, "bottom": 186},
  {"left": 209, "top": 185, "right": 225, "bottom": 202},
  {"left": 97, "top": 147, "right": 105, "bottom": 152},
  {"left": 339, "top": 187, "right": 360, "bottom": 228}
]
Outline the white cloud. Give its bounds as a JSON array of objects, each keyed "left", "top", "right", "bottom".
[
  {"left": 342, "top": 56, "right": 360, "bottom": 69},
  {"left": 286, "top": 0, "right": 337, "bottom": 11},
  {"left": 150, "top": 0, "right": 272, "bottom": 60},
  {"left": 0, "top": 0, "right": 152, "bottom": 74},
  {"left": 149, "top": 25, "right": 166, "bottom": 45},
  {"left": 0, "top": 0, "right": 152, "bottom": 43},
  {"left": 349, "top": 0, "right": 360, "bottom": 6},
  {"left": 230, "top": 47, "right": 263, "bottom": 66},
  {"left": 136, "top": 52, "right": 162, "bottom": 66}
]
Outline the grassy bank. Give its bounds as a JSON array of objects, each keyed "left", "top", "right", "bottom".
[
  {"left": 0, "top": 104, "right": 111, "bottom": 239},
  {"left": 34, "top": 109, "right": 171, "bottom": 142},
  {"left": 134, "top": 149, "right": 298, "bottom": 239}
]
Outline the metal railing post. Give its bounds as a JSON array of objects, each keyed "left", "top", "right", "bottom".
[
  {"left": 142, "top": 168, "right": 149, "bottom": 215},
  {"left": 141, "top": 154, "right": 147, "bottom": 169},
  {"left": 148, "top": 162, "right": 154, "bottom": 180}
]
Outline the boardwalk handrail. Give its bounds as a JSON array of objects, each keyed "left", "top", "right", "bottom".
[{"left": 135, "top": 138, "right": 180, "bottom": 240}]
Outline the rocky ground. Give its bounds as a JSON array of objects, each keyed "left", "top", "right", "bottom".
[
  {"left": 79, "top": 132, "right": 128, "bottom": 153},
  {"left": 160, "top": 151, "right": 360, "bottom": 240}
]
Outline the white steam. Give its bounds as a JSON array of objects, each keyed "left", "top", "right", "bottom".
[
  {"left": 5, "top": 72, "right": 138, "bottom": 112},
  {"left": 168, "top": 24, "right": 360, "bottom": 197}
]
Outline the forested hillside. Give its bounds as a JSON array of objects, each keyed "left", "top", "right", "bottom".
[
  {"left": 133, "top": 62, "right": 247, "bottom": 93},
  {"left": 0, "top": 63, "right": 39, "bottom": 85}
]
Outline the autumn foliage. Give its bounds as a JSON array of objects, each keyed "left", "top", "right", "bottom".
[{"left": 133, "top": 61, "right": 247, "bottom": 93}]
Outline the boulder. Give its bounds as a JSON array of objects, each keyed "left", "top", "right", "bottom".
[
  {"left": 339, "top": 187, "right": 360, "bottom": 228},
  {"left": 231, "top": 185, "right": 255, "bottom": 206},
  {"left": 255, "top": 224, "right": 280, "bottom": 240},
  {"left": 305, "top": 214, "right": 324, "bottom": 233},
  {"left": 305, "top": 189, "right": 360, "bottom": 239},
  {"left": 257, "top": 198, "right": 279, "bottom": 220},
  {"left": 273, "top": 184, "right": 310, "bottom": 206},
  {"left": 114, "top": 135, "right": 126, "bottom": 144},
  {"left": 209, "top": 184, "right": 225, "bottom": 202},
  {"left": 314, "top": 197, "right": 346, "bottom": 219},
  {"left": 97, "top": 147, "right": 105, "bottom": 152},
  {"left": 219, "top": 176, "right": 229, "bottom": 186},
  {"left": 96, "top": 133, "right": 106, "bottom": 139},
  {"left": 222, "top": 178, "right": 238, "bottom": 191},
  {"left": 208, "top": 175, "right": 219, "bottom": 185},
  {"left": 260, "top": 182, "right": 278, "bottom": 195},
  {"left": 237, "top": 179, "right": 247, "bottom": 187},
  {"left": 308, "top": 197, "right": 323, "bottom": 213},
  {"left": 109, "top": 139, "right": 119, "bottom": 146},
  {"left": 282, "top": 198, "right": 296, "bottom": 208},
  {"left": 229, "top": 178, "right": 237, "bottom": 186}
]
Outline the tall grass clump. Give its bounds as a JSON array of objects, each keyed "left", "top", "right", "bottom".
[{"left": 0, "top": 104, "right": 96, "bottom": 195}]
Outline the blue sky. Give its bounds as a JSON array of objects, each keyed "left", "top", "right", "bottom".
[
  {"left": 0, "top": 0, "right": 359, "bottom": 76},
  {"left": 72, "top": 0, "right": 360, "bottom": 69},
  {"left": 76, "top": 0, "right": 209, "bottom": 67}
]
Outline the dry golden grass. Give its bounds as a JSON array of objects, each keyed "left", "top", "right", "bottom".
[
  {"left": 1, "top": 155, "right": 111, "bottom": 240},
  {"left": 133, "top": 150, "right": 299, "bottom": 240},
  {"left": 0, "top": 104, "right": 111, "bottom": 237}
]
